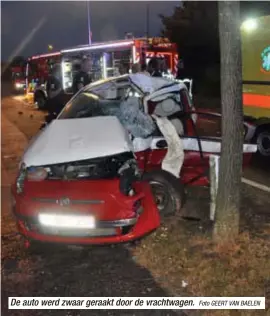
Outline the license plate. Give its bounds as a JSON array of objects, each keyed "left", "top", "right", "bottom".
[{"left": 38, "top": 213, "right": 96, "bottom": 229}]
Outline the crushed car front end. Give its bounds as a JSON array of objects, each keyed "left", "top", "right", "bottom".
[{"left": 12, "top": 116, "right": 160, "bottom": 246}]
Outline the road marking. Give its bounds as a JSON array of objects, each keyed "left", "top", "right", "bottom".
[{"left": 242, "top": 177, "right": 270, "bottom": 193}]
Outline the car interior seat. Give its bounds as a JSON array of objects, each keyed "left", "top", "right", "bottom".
[{"left": 153, "top": 98, "right": 184, "bottom": 136}]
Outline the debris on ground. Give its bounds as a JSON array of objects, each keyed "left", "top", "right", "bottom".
[{"left": 132, "top": 185, "right": 270, "bottom": 316}]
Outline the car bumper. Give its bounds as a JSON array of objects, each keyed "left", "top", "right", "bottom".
[
  {"left": 12, "top": 184, "right": 160, "bottom": 245},
  {"left": 15, "top": 214, "right": 158, "bottom": 245}
]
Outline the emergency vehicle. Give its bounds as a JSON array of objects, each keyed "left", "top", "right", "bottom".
[
  {"left": 11, "top": 65, "right": 26, "bottom": 92},
  {"left": 60, "top": 37, "right": 179, "bottom": 88},
  {"left": 241, "top": 15, "right": 270, "bottom": 157},
  {"left": 25, "top": 51, "right": 61, "bottom": 106},
  {"left": 25, "top": 37, "right": 179, "bottom": 110}
]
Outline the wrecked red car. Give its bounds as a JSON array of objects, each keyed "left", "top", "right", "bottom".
[{"left": 12, "top": 74, "right": 257, "bottom": 246}]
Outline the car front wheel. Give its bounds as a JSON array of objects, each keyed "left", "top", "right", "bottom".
[{"left": 143, "top": 170, "right": 185, "bottom": 218}]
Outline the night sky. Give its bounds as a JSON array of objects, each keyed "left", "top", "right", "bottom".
[{"left": 1, "top": 1, "right": 177, "bottom": 61}]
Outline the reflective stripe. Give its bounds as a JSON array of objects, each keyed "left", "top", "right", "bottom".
[
  {"left": 174, "top": 54, "right": 178, "bottom": 74},
  {"left": 243, "top": 93, "right": 270, "bottom": 109},
  {"left": 135, "top": 52, "right": 140, "bottom": 63}
]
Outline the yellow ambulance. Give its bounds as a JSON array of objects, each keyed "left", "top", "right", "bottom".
[{"left": 241, "top": 15, "right": 270, "bottom": 157}]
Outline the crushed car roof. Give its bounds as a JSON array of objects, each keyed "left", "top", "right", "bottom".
[{"left": 83, "top": 73, "right": 187, "bottom": 95}]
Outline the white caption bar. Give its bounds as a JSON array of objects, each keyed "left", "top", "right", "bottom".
[{"left": 9, "top": 297, "right": 265, "bottom": 310}]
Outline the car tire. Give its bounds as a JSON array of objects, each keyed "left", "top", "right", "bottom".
[
  {"left": 254, "top": 126, "right": 270, "bottom": 157},
  {"left": 35, "top": 92, "right": 46, "bottom": 110},
  {"left": 142, "top": 170, "right": 185, "bottom": 218}
]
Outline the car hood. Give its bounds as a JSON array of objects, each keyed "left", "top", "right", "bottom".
[{"left": 22, "top": 116, "right": 134, "bottom": 167}]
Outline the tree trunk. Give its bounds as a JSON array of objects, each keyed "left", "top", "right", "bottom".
[{"left": 213, "top": 1, "right": 243, "bottom": 243}]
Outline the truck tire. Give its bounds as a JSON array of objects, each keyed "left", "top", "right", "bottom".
[
  {"left": 34, "top": 92, "right": 46, "bottom": 110},
  {"left": 255, "top": 125, "right": 270, "bottom": 157},
  {"left": 142, "top": 170, "right": 185, "bottom": 218}
]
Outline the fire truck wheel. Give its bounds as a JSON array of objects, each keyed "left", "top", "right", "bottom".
[
  {"left": 35, "top": 93, "right": 46, "bottom": 110},
  {"left": 143, "top": 170, "right": 185, "bottom": 218}
]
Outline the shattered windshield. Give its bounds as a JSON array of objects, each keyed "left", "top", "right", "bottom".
[
  {"left": 58, "top": 93, "right": 118, "bottom": 119},
  {"left": 58, "top": 92, "right": 156, "bottom": 138}
]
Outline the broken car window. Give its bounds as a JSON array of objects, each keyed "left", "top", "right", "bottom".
[
  {"left": 58, "top": 92, "right": 121, "bottom": 120},
  {"left": 119, "top": 97, "right": 155, "bottom": 138},
  {"left": 58, "top": 92, "right": 155, "bottom": 139}
]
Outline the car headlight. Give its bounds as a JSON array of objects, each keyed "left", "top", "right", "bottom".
[
  {"left": 38, "top": 213, "right": 96, "bottom": 229},
  {"left": 15, "top": 83, "right": 24, "bottom": 89},
  {"left": 27, "top": 167, "right": 48, "bottom": 181}
]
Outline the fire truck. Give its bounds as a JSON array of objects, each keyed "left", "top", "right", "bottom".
[
  {"left": 25, "top": 51, "right": 61, "bottom": 106},
  {"left": 25, "top": 37, "right": 179, "bottom": 110},
  {"left": 241, "top": 15, "right": 270, "bottom": 157},
  {"left": 11, "top": 65, "right": 26, "bottom": 93},
  {"left": 60, "top": 37, "right": 178, "bottom": 88}
]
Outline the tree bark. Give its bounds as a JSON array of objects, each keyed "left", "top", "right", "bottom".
[{"left": 213, "top": 1, "right": 243, "bottom": 243}]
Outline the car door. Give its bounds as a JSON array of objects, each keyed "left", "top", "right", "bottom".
[
  {"left": 143, "top": 87, "right": 194, "bottom": 178},
  {"left": 145, "top": 89, "right": 257, "bottom": 186}
]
